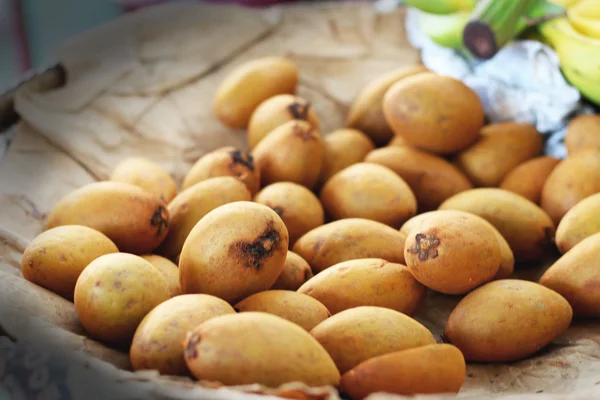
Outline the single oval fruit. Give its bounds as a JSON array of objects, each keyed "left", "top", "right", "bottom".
[
  {"left": 298, "top": 258, "right": 426, "bottom": 316},
  {"left": 179, "top": 201, "right": 289, "bottom": 303},
  {"left": 254, "top": 182, "right": 324, "bottom": 247},
  {"left": 182, "top": 147, "right": 260, "bottom": 195},
  {"left": 540, "top": 232, "right": 600, "bottom": 318},
  {"left": 109, "top": 157, "right": 178, "bottom": 203},
  {"left": 157, "top": 177, "right": 252, "bottom": 260},
  {"left": 46, "top": 182, "right": 170, "bottom": 255},
  {"left": 183, "top": 312, "right": 340, "bottom": 387},
  {"left": 556, "top": 192, "right": 600, "bottom": 254},
  {"left": 247, "top": 94, "right": 320, "bottom": 149},
  {"left": 310, "top": 306, "right": 436, "bottom": 374},
  {"left": 317, "top": 129, "right": 375, "bottom": 188},
  {"left": 252, "top": 120, "right": 324, "bottom": 189},
  {"left": 565, "top": 114, "right": 600, "bottom": 154},
  {"left": 444, "top": 279, "right": 573, "bottom": 362},
  {"left": 214, "top": 57, "right": 298, "bottom": 129},
  {"left": 454, "top": 122, "right": 543, "bottom": 187},
  {"left": 440, "top": 188, "right": 556, "bottom": 263},
  {"left": 541, "top": 148, "right": 600, "bottom": 225},
  {"left": 346, "top": 65, "right": 430, "bottom": 146},
  {"left": 383, "top": 73, "right": 484, "bottom": 154},
  {"left": 403, "top": 210, "right": 501, "bottom": 295},
  {"left": 130, "top": 294, "right": 235, "bottom": 375},
  {"left": 234, "top": 290, "right": 330, "bottom": 331},
  {"left": 340, "top": 344, "right": 466, "bottom": 399},
  {"left": 74, "top": 253, "right": 170, "bottom": 345},
  {"left": 21, "top": 225, "right": 119, "bottom": 300},
  {"left": 140, "top": 255, "right": 181, "bottom": 298},
  {"left": 499, "top": 156, "right": 561, "bottom": 204},
  {"left": 271, "top": 251, "right": 313, "bottom": 291},
  {"left": 365, "top": 146, "right": 473, "bottom": 211},
  {"left": 320, "top": 163, "right": 417, "bottom": 229},
  {"left": 292, "top": 218, "right": 407, "bottom": 274}
]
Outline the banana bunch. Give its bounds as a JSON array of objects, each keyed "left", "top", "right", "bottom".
[{"left": 538, "top": 0, "right": 600, "bottom": 105}]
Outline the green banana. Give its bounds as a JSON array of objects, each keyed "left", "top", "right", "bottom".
[
  {"left": 402, "top": 0, "right": 476, "bottom": 15},
  {"left": 418, "top": 10, "right": 471, "bottom": 49}
]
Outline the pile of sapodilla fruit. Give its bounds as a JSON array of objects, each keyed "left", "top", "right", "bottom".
[{"left": 21, "top": 56, "right": 600, "bottom": 398}]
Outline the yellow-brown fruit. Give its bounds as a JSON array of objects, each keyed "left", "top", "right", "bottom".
[
  {"left": 292, "top": 218, "right": 407, "bottom": 274},
  {"left": 444, "top": 279, "right": 573, "bottom": 362},
  {"left": 74, "top": 253, "right": 170, "bottom": 345},
  {"left": 319, "top": 163, "right": 417, "bottom": 229},
  {"left": 140, "top": 255, "right": 181, "bottom": 298},
  {"left": 157, "top": 177, "right": 252, "bottom": 260},
  {"left": 455, "top": 122, "right": 543, "bottom": 187},
  {"left": 252, "top": 120, "right": 324, "bottom": 189},
  {"left": 21, "top": 225, "right": 118, "bottom": 300},
  {"left": 565, "top": 114, "right": 600, "bottom": 154},
  {"left": 182, "top": 147, "right": 260, "bottom": 195},
  {"left": 46, "top": 182, "right": 169, "bottom": 255},
  {"left": 440, "top": 188, "right": 556, "bottom": 263},
  {"left": 130, "top": 294, "right": 235, "bottom": 375},
  {"left": 310, "top": 306, "right": 436, "bottom": 374},
  {"left": 499, "top": 156, "right": 561, "bottom": 204},
  {"left": 365, "top": 146, "right": 473, "bottom": 212},
  {"left": 247, "top": 94, "right": 320, "bottom": 149},
  {"left": 340, "top": 344, "right": 466, "bottom": 399},
  {"left": 254, "top": 182, "right": 324, "bottom": 247},
  {"left": 298, "top": 258, "right": 425, "bottom": 316},
  {"left": 234, "top": 290, "right": 330, "bottom": 331},
  {"left": 541, "top": 148, "right": 600, "bottom": 225},
  {"left": 183, "top": 312, "right": 340, "bottom": 387},
  {"left": 179, "top": 201, "right": 288, "bottom": 303},
  {"left": 109, "top": 157, "right": 178, "bottom": 203},
  {"left": 540, "top": 232, "right": 600, "bottom": 318},
  {"left": 271, "top": 251, "right": 313, "bottom": 291},
  {"left": 213, "top": 57, "right": 298, "bottom": 129},
  {"left": 556, "top": 192, "right": 600, "bottom": 254},
  {"left": 317, "top": 129, "right": 375, "bottom": 188},
  {"left": 346, "top": 65, "right": 430, "bottom": 146},
  {"left": 382, "top": 73, "right": 484, "bottom": 154},
  {"left": 403, "top": 210, "right": 501, "bottom": 295}
]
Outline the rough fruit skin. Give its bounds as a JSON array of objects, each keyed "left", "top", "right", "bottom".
[
  {"left": 292, "top": 218, "right": 407, "bottom": 274},
  {"left": 310, "top": 306, "right": 436, "bottom": 374},
  {"left": 130, "top": 294, "right": 235, "bottom": 375},
  {"left": 140, "top": 255, "right": 181, "bottom": 298},
  {"left": 298, "top": 258, "right": 426, "bottom": 316},
  {"left": 234, "top": 290, "right": 330, "bottom": 331},
  {"left": 247, "top": 94, "right": 320, "bottom": 149},
  {"left": 21, "top": 225, "right": 119, "bottom": 301},
  {"left": 182, "top": 147, "right": 261, "bottom": 196},
  {"left": 254, "top": 182, "right": 324, "bottom": 248},
  {"left": 403, "top": 211, "right": 501, "bottom": 295},
  {"left": 270, "top": 251, "right": 313, "bottom": 291},
  {"left": 182, "top": 312, "right": 340, "bottom": 387},
  {"left": 555, "top": 192, "right": 600, "bottom": 254},
  {"left": 319, "top": 163, "right": 417, "bottom": 229},
  {"left": 73, "top": 253, "right": 170, "bottom": 345},
  {"left": 179, "top": 201, "right": 289, "bottom": 303},
  {"left": 444, "top": 279, "right": 573, "bottom": 362},
  {"left": 383, "top": 73, "right": 484, "bottom": 154},
  {"left": 540, "top": 232, "right": 600, "bottom": 318},
  {"left": 109, "top": 157, "right": 178, "bottom": 203},
  {"left": 499, "top": 156, "right": 560, "bottom": 204},
  {"left": 565, "top": 114, "right": 600, "bottom": 154},
  {"left": 346, "top": 65, "right": 430, "bottom": 146},
  {"left": 340, "top": 344, "right": 466, "bottom": 399},
  {"left": 213, "top": 57, "right": 298, "bottom": 129},
  {"left": 46, "top": 181, "right": 170, "bottom": 255},
  {"left": 157, "top": 177, "right": 252, "bottom": 260}
]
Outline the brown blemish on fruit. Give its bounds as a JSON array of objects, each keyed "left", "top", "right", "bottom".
[
  {"left": 114, "top": 280, "right": 122, "bottom": 289},
  {"left": 407, "top": 233, "right": 441, "bottom": 261},
  {"left": 292, "top": 123, "right": 317, "bottom": 141},
  {"left": 125, "top": 298, "right": 139, "bottom": 309},
  {"left": 271, "top": 206, "right": 284, "bottom": 217},
  {"left": 60, "top": 254, "right": 67, "bottom": 262},
  {"left": 233, "top": 224, "right": 280, "bottom": 270},
  {"left": 229, "top": 150, "right": 255, "bottom": 171},
  {"left": 150, "top": 205, "right": 169, "bottom": 235},
  {"left": 184, "top": 332, "right": 201, "bottom": 360},
  {"left": 288, "top": 101, "right": 311, "bottom": 120}
]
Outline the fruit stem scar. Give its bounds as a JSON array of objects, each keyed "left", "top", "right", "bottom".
[
  {"left": 292, "top": 123, "right": 317, "bottom": 141},
  {"left": 407, "top": 233, "right": 441, "bottom": 261},
  {"left": 237, "top": 227, "right": 280, "bottom": 270},
  {"left": 288, "top": 101, "right": 311, "bottom": 120},
  {"left": 229, "top": 150, "right": 255, "bottom": 171},
  {"left": 150, "top": 205, "right": 169, "bottom": 236},
  {"left": 184, "top": 332, "right": 201, "bottom": 359}
]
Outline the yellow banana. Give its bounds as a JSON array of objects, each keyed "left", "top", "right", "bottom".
[
  {"left": 418, "top": 10, "right": 471, "bottom": 49},
  {"left": 403, "top": 0, "right": 476, "bottom": 15},
  {"left": 568, "top": 0, "right": 600, "bottom": 38},
  {"left": 562, "top": 65, "right": 600, "bottom": 105},
  {"left": 549, "top": 0, "right": 581, "bottom": 7}
]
